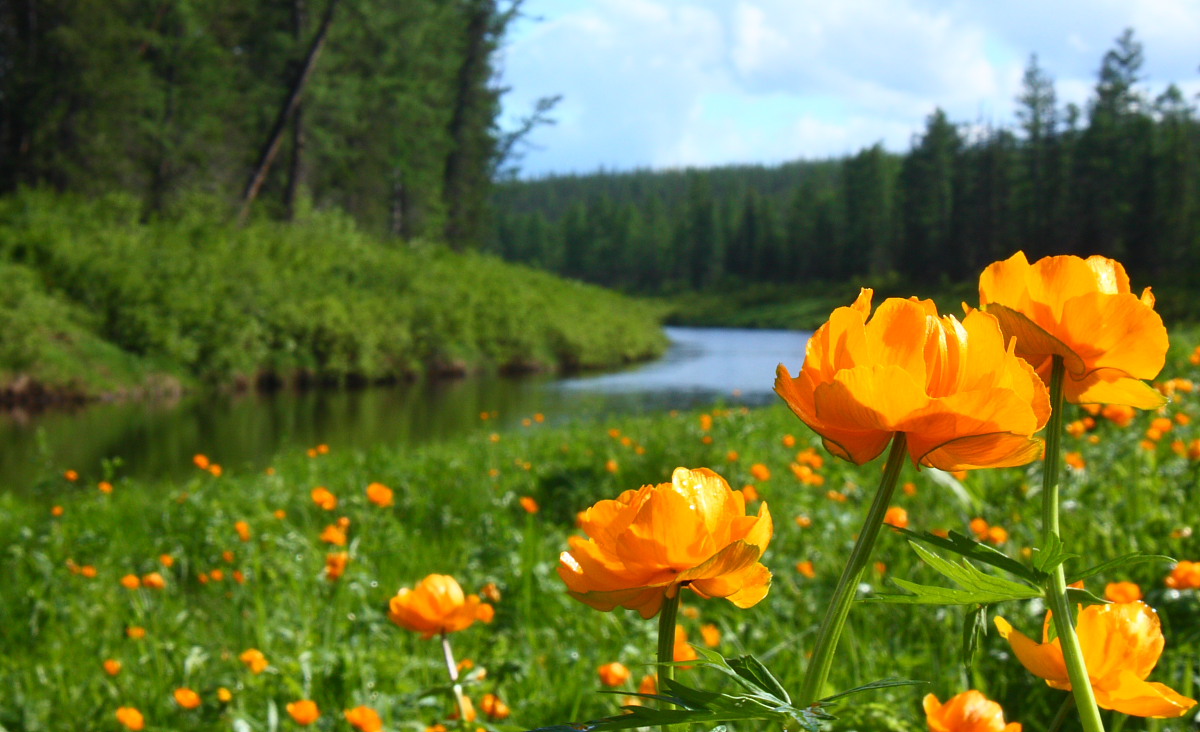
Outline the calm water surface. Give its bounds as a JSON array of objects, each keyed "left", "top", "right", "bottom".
[{"left": 0, "top": 327, "right": 810, "bottom": 491}]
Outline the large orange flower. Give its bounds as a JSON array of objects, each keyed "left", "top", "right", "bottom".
[
  {"left": 557, "top": 467, "right": 773, "bottom": 619},
  {"left": 387, "top": 574, "right": 493, "bottom": 638},
  {"left": 995, "top": 601, "right": 1196, "bottom": 718},
  {"left": 775, "top": 289, "right": 1050, "bottom": 469},
  {"left": 979, "top": 251, "right": 1168, "bottom": 408},
  {"left": 924, "top": 691, "right": 1021, "bottom": 732}
]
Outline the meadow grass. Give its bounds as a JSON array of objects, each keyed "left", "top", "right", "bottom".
[{"left": 2, "top": 333, "right": 1199, "bottom": 732}]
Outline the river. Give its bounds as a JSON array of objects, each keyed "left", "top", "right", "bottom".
[{"left": 0, "top": 327, "right": 811, "bottom": 491}]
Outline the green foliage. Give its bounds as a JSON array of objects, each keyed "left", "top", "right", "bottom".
[{"left": 0, "top": 190, "right": 666, "bottom": 396}]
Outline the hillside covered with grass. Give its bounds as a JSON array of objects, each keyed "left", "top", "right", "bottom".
[{"left": 0, "top": 190, "right": 668, "bottom": 404}]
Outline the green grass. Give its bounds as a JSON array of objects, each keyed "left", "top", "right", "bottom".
[
  {"left": 0, "top": 189, "right": 667, "bottom": 400},
  {"left": 3, "top": 329, "right": 1200, "bottom": 732}
]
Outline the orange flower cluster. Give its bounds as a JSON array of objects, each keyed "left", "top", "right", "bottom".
[
  {"left": 995, "top": 601, "right": 1196, "bottom": 717},
  {"left": 979, "top": 252, "right": 1168, "bottom": 408},
  {"left": 968, "top": 518, "right": 1008, "bottom": 545},
  {"left": 366, "top": 482, "right": 394, "bottom": 507},
  {"left": 325, "top": 552, "right": 349, "bottom": 581},
  {"left": 239, "top": 648, "right": 268, "bottom": 674},
  {"left": 924, "top": 690, "right": 1021, "bottom": 732},
  {"left": 387, "top": 574, "right": 494, "bottom": 638},
  {"left": 598, "top": 661, "right": 631, "bottom": 687},
  {"left": 1166, "top": 560, "right": 1200, "bottom": 590},
  {"left": 776, "top": 289, "right": 1050, "bottom": 470},
  {"left": 311, "top": 486, "right": 338, "bottom": 510},
  {"left": 558, "top": 467, "right": 773, "bottom": 618},
  {"left": 344, "top": 705, "right": 383, "bottom": 732}
]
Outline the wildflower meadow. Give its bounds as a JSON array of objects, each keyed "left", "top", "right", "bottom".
[{"left": 3, "top": 253, "right": 1200, "bottom": 732}]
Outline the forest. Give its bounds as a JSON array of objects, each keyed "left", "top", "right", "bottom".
[{"left": 488, "top": 31, "right": 1200, "bottom": 297}]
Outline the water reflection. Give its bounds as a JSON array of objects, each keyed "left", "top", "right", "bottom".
[{"left": 0, "top": 327, "right": 810, "bottom": 490}]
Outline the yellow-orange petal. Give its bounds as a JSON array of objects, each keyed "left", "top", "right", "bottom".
[
  {"left": 994, "top": 616, "right": 1068, "bottom": 683},
  {"left": 1093, "top": 671, "right": 1197, "bottom": 718}
]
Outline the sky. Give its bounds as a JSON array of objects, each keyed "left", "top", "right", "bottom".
[{"left": 497, "top": 0, "right": 1200, "bottom": 178}]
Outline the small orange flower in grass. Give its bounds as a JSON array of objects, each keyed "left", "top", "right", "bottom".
[
  {"left": 1106, "top": 581, "right": 1143, "bottom": 603},
  {"left": 103, "top": 659, "right": 122, "bottom": 676},
  {"left": 287, "top": 699, "right": 320, "bottom": 725},
  {"left": 1166, "top": 561, "right": 1200, "bottom": 590},
  {"left": 1065, "top": 452, "right": 1086, "bottom": 470},
  {"left": 141, "top": 572, "right": 166, "bottom": 590},
  {"left": 700, "top": 622, "right": 721, "bottom": 647},
  {"left": 345, "top": 705, "right": 384, "bottom": 732},
  {"left": 159, "top": 553, "right": 174, "bottom": 567},
  {"left": 366, "top": 482, "right": 394, "bottom": 507},
  {"left": 320, "top": 524, "right": 347, "bottom": 546},
  {"left": 193, "top": 454, "right": 210, "bottom": 470},
  {"left": 480, "top": 693, "right": 511, "bottom": 720},
  {"left": 923, "top": 691, "right": 1021, "bottom": 732},
  {"left": 480, "top": 581, "right": 501, "bottom": 603},
  {"left": 520, "top": 496, "right": 539, "bottom": 513},
  {"left": 64, "top": 469, "right": 78, "bottom": 481},
  {"left": 775, "top": 289, "right": 1050, "bottom": 470},
  {"left": 120, "top": 574, "right": 141, "bottom": 590},
  {"left": 605, "top": 458, "right": 619, "bottom": 473},
  {"left": 979, "top": 251, "right": 1168, "bottom": 408},
  {"left": 116, "top": 706, "right": 144, "bottom": 730},
  {"left": 796, "top": 560, "right": 816, "bottom": 578},
  {"left": 217, "top": 687, "right": 232, "bottom": 702},
  {"left": 174, "top": 688, "right": 201, "bottom": 709},
  {"left": 674, "top": 624, "right": 698, "bottom": 667},
  {"left": 1101, "top": 403, "right": 1136, "bottom": 427},
  {"left": 741, "top": 485, "right": 760, "bottom": 502},
  {"left": 884, "top": 506, "right": 908, "bottom": 529},
  {"left": 311, "top": 486, "right": 337, "bottom": 510},
  {"left": 387, "top": 574, "right": 494, "bottom": 638},
  {"left": 51, "top": 505, "right": 64, "bottom": 517},
  {"left": 240, "top": 648, "right": 268, "bottom": 674},
  {"left": 126, "top": 626, "right": 146, "bottom": 639},
  {"left": 235, "top": 521, "right": 251, "bottom": 541},
  {"left": 749, "top": 463, "right": 771, "bottom": 481},
  {"left": 558, "top": 467, "right": 773, "bottom": 619},
  {"left": 208, "top": 463, "right": 222, "bottom": 477},
  {"left": 98, "top": 481, "right": 113, "bottom": 494},
  {"left": 325, "top": 552, "right": 349, "bottom": 581},
  {"left": 995, "top": 601, "right": 1197, "bottom": 717},
  {"left": 598, "top": 661, "right": 631, "bottom": 687}
]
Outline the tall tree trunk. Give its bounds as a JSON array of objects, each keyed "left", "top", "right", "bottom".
[
  {"left": 284, "top": 0, "right": 308, "bottom": 220},
  {"left": 239, "top": 0, "right": 340, "bottom": 225},
  {"left": 442, "top": 0, "right": 492, "bottom": 250}
]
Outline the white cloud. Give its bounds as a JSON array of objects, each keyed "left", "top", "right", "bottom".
[{"left": 500, "top": 0, "right": 1200, "bottom": 176}]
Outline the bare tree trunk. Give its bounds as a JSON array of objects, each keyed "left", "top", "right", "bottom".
[
  {"left": 284, "top": 0, "right": 307, "bottom": 220},
  {"left": 238, "top": 0, "right": 340, "bottom": 225}
]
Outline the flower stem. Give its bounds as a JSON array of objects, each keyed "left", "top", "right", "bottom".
[
  {"left": 797, "top": 433, "right": 908, "bottom": 707},
  {"left": 1042, "top": 355, "right": 1105, "bottom": 732},
  {"left": 440, "top": 631, "right": 471, "bottom": 731},
  {"left": 656, "top": 588, "right": 682, "bottom": 732}
]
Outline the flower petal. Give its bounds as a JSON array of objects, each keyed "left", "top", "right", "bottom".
[
  {"left": 1094, "top": 671, "right": 1197, "bottom": 719},
  {"left": 994, "top": 616, "right": 1069, "bottom": 683}
]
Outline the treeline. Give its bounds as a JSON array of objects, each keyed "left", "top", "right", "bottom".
[
  {"left": 0, "top": 0, "right": 533, "bottom": 247},
  {"left": 0, "top": 190, "right": 666, "bottom": 402},
  {"left": 489, "top": 31, "right": 1200, "bottom": 291}
]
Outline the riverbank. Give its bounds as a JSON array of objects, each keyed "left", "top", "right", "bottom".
[{"left": 0, "top": 190, "right": 668, "bottom": 407}]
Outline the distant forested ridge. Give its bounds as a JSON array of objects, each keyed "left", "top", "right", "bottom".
[
  {"left": 489, "top": 30, "right": 1200, "bottom": 293},
  {"left": 0, "top": 0, "right": 536, "bottom": 249}
]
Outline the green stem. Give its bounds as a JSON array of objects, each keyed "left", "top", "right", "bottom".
[
  {"left": 440, "top": 632, "right": 471, "bottom": 731},
  {"left": 656, "top": 589, "right": 682, "bottom": 732},
  {"left": 1042, "top": 355, "right": 1105, "bottom": 732},
  {"left": 797, "top": 433, "right": 908, "bottom": 707},
  {"left": 1047, "top": 694, "right": 1077, "bottom": 732}
]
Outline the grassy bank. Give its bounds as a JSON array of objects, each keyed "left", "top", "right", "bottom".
[
  {"left": 0, "top": 190, "right": 667, "bottom": 403},
  {"left": 2, "top": 329, "right": 1198, "bottom": 731}
]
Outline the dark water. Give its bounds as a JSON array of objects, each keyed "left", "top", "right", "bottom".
[{"left": 0, "top": 327, "right": 811, "bottom": 490}]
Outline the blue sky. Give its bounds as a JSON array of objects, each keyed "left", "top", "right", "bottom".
[{"left": 497, "top": 0, "right": 1200, "bottom": 177}]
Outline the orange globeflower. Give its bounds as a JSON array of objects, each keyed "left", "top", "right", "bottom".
[
  {"left": 366, "top": 482, "right": 394, "bottom": 507},
  {"left": 883, "top": 506, "right": 909, "bottom": 529},
  {"left": 320, "top": 524, "right": 347, "bottom": 546},
  {"left": 239, "top": 648, "right": 269, "bottom": 673},
  {"left": 923, "top": 690, "right": 1021, "bottom": 732},
  {"left": 387, "top": 574, "right": 493, "bottom": 638},
  {"left": 979, "top": 251, "right": 1168, "bottom": 408},
  {"left": 557, "top": 467, "right": 773, "bottom": 619},
  {"left": 287, "top": 700, "right": 320, "bottom": 725},
  {"left": 995, "top": 601, "right": 1196, "bottom": 718},
  {"left": 141, "top": 572, "right": 166, "bottom": 590},
  {"left": 480, "top": 693, "right": 511, "bottom": 720},
  {"left": 174, "top": 687, "right": 201, "bottom": 709},
  {"left": 598, "top": 661, "right": 632, "bottom": 687},
  {"left": 1105, "top": 581, "right": 1144, "bottom": 603},
  {"left": 235, "top": 520, "right": 251, "bottom": 542},
  {"left": 193, "top": 454, "right": 210, "bottom": 470},
  {"left": 1165, "top": 560, "right": 1200, "bottom": 590},
  {"left": 311, "top": 486, "right": 338, "bottom": 510},
  {"left": 120, "top": 574, "right": 141, "bottom": 590},
  {"left": 115, "top": 706, "right": 145, "bottom": 730},
  {"left": 519, "top": 496, "right": 539, "bottom": 513},
  {"left": 345, "top": 705, "right": 384, "bottom": 732},
  {"left": 775, "top": 289, "right": 1050, "bottom": 470},
  {"left": 749, "top": 463, "right": 771, "bottom": 481},
  {"left": 325, "top": 552, "right": 349, "bottom": 581},
  {"left": 103, "top": 658, "right": 122, "bottom": 676}
]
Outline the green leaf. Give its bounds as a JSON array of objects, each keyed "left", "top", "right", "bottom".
[
  {"left": 1032, "top": 533, "right": 1078, "bottom": 574},
  {"left": 1066, "top": 587, "right": 1109, "bottom": 607},
  {"left": 870, "top": 542, "right": 1042, "bottom": 605},
  {"left": 923, "top": 468, "right": 980, "bottom": 511},
  {"left": 1066, "top": 553, "right": 1175, "bottom": 584},
  {"left": 962, "top": 605, "right": 987, "bottom": 672},
  {"left": 892, "top": 528, "right": 1039, "bottom": 582},
  {"left": 818, "top": 678, "right": 925, "bottom": 704}
]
